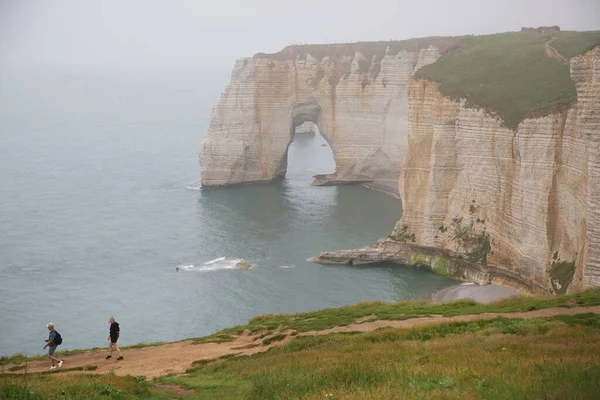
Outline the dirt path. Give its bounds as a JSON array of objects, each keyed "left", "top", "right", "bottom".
[
  {"left": 545, "top": 37, "right": 569, "bottom": 65},
  {"left": 6, "top": 305, "right": 600, "bottom": 379}
]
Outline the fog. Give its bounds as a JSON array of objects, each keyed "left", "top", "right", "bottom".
[{"left": 1, "top": 0, "right": 598, "bottom": 71}]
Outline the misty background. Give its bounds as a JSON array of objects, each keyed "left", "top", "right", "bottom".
[{"left": 1, "top": 0, "right": 599, "bottom": 72}]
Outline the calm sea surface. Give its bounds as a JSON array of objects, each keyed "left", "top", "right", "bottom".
[{"left": 0, "top": 67, "right": 456, "bottom": 355}]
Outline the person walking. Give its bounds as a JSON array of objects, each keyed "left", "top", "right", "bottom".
[
  {"left": 43, "top": 322, "right": 63, "bottom": 369},
  {"left": 105, "top": 316, "right": 124, "bottom": 360}
]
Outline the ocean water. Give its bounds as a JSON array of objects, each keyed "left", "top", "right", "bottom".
[{"left": 0, "top": 67, "right": 456, "bottom": 356}]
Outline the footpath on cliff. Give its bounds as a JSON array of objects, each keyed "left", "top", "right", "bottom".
[{"left": 4, "top": 303, "right": 600, "bottom": 379}]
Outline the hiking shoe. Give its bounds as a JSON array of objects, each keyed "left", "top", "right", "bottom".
[
  {"left": 117, "top": 356, "right": 124, "bottom": 360},
  {"left": 105, "top": 355, "right": 112, "bottom": 359},
  {"left": 50, "top": 365, "right": 56, "bottom": 370},
  {"left": 58, "top": 360, "right": 64, "bottom": 368}
]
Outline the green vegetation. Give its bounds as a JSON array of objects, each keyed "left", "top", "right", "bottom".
[
  {"left": 192, "top": 331, "right": 244, "bottom": 345},
  {"left": 256, "top": 30, "right": 600, "bottom": 120},
  {"left": 392, "top": 224, "right": 416, "bottom": 243},
  {"left": 549, "top": 257, "right": 577, "bottom": 295},
  {"left": 254, "top": 37, "right": 460, "bottom": 61},
  {"left": 157, "top": 313, "right": 600, "bottom": 399},
  {"left": 0, "top": 374, "right": 153, "bottom": 400},
  {"left": 551, "top": 30, "right": 600, "bottom": 59},
  {"left": 261, "top": 334, "right": 288, "bottom": 346},
  {"left": 0, "top": 344, "right": 159, "bottom": 367},
  {"left": 189, "top": 288, "right": 600, "bottom": 344},
  {"left": 415, "top": 31, "right": 600, "bottom": 129},
  {"left": 449, "top": 215, "right": 492, "bottom": 264},
  {"left": 3, "top": 289, "right": 600, "bottom": 399}
]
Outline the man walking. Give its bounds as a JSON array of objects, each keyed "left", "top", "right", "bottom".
[{"left": 43, "top": 322, "right": 63, "bottom": 369}]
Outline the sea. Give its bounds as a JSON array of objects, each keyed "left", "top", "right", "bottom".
[{"left": 0, "top": 66, "right": 456, "bottom": 356}]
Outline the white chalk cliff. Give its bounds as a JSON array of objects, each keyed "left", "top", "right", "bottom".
[
  {"left": 200, "top": 39, "right": 600, "bottom": 294},
  {"left": 199, "top": 41, "right": 452, "bottom": 186},
  {"left": 391, "top": 46, "right": 600, "bottom": 293}
]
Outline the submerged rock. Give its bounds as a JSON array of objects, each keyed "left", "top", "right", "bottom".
[{"left": 236, "top": 262, "right": 252, "bottom": 270}]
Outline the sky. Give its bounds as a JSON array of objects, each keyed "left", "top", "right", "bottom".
[{"left": 1, "top": 0, "right": 599, "bottom": 70}]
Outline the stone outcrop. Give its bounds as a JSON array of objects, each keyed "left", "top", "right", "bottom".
[
  {"left": 199, "top": 40, "right": 457, "bottom": 186},
  {"left": 236, "top": 262, "right": 252, "bottom": 270},
  {"left": 313, "top": 46, "right": 600, "bottom": 294},
  {"left": 309, "top": 239, "right": 548, "bottom": 294}
]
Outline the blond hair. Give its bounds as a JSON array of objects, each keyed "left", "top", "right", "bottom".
[
  {"left": 109, "top": 316, "right": 115, "bottom": 324},
  {"left": 47, "top": 322, "right": 54, "bottom": 329}
]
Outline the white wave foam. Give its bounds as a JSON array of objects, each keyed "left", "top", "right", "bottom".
[
  {"left": 184, "top": 185, "right": 201, "bottom": 191},
  {"left": 204, "top": 256, "right": 226, "bottom": 265},
  {"left": 175, "top": 257, "right": 244, "bottom": 272},
  {"left": 279, "top": 265, "right": 295, "bottom": 269}
]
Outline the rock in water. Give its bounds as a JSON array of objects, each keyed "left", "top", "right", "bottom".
[{"left": 236, "top": 262, "right": 252, "bottom": 270}]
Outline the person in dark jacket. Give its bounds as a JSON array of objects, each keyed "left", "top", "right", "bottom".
[{"left": 105, "top": 316, "right": 124, "bottom": 360}]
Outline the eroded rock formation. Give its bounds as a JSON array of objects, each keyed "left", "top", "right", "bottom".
[
  {"left": 201, "top": 37, "right": 600, "bottom": 294},
  {"left": 313, "top": 46, "right": 600, "bottom": 294},
  {"left": 199, "top": 40, "right": 456, "bottom": 186},
  {"left": 392, "top": 46, "right": 600, "bottom": 293}
]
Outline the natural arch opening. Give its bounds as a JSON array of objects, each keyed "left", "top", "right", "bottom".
[{"left": 285, "top": 102, "right": 335, "bottom": 183}]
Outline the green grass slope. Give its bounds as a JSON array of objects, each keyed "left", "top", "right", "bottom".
[
  {"left": 160, "top": 314, "right": 600, "bottom": 399},
  {"left": 552, "top": 31, "right": 600, "bottom": 59},
  {"left": 415, "top": 31, "right": 600, "bottom": 129},
  {"left": 192, "top": 286, "right": 600, "bottom": 344},
  {"left": 2, "top": 289, "right": 600, "bottom": 399}
]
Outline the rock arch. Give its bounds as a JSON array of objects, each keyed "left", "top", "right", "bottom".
[{"left": 199, "top": 44, "right": 442, "bottom": 187}]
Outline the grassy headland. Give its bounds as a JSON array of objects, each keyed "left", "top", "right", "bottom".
[
  {"left": 415, "top": 31, "right": 600, "bottom": 129},
  {"left": 159, "top": 313, "right": 600, "bottom": 399},
  {"left": 2, "top": 288, "right": 600, "bottom": 399},
  {"left": 193, "top": 286, "right": 600, "bottom": 344}
]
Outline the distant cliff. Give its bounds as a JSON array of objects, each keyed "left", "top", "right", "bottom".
[
  {"left": 200, "top": 31, "right": 600, "bottom": 293},
  {"left": 199, "top": 38, "right": 457, "bottom": 186}
]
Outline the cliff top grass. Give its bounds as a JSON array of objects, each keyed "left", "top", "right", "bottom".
[
  {"left": 3, "top": 288, "right": 598, "bottom": 366},
  {"left": 4, "top": 311, "right": 600, "bottom": 399},
  {"left": 254, "top": 36, "right": 461, "bottom": 61},
  {"left": 415, "top": 30, "right": 600, "bottom": 129},
  {"left": 192, "top": 286, "right": 600, "bottom": 345}
]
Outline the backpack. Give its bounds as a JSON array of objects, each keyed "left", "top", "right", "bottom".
[{"left": 54, "top": 331, "right": 62, "bottom": 346}]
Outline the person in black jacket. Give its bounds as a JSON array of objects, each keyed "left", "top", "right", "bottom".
[{"left": 105, "top": 316, "right": 124, "bottom": 360}]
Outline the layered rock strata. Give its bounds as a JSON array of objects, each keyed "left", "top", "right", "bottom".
[
  {"left": 199, "top": 40, "right": 455, "bottom": 186},
  {"left": 310, "top": 239, "right": 548, "bottom": 294},
  {"left": 313, "top": 46, "right": 600, "bottom": 294}
]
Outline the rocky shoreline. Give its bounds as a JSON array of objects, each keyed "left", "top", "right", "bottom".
[
  {"left": 432, "top": 282, "right": 520, "bottom": 303},
  {"left": 359, "top": 179, "right": 402, "bottom": 199},
  {"left": 309, "top": 239, "right": 549, "bottom": 296}
]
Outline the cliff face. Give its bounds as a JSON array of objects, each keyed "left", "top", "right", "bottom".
[
  {"left": 201, "top": 35, "right": 600, "bottom": 294},
  {"left": 395, "top": 46, "right": 600, "bottom": 293},
  {"left": 199, "top": 42, "right": 446, "bottom": 186}
]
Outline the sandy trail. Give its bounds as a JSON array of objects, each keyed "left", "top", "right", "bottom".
[
  {"left": 545, "top": 37, "right": 569, "bottom": 64},
  {"left": 6, "top": 305, "right": 600, "bottom": 379}
]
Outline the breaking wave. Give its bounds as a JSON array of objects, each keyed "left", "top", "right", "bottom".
[{"left": 175, "top": 257, "right": 243, "bottom": 272}]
